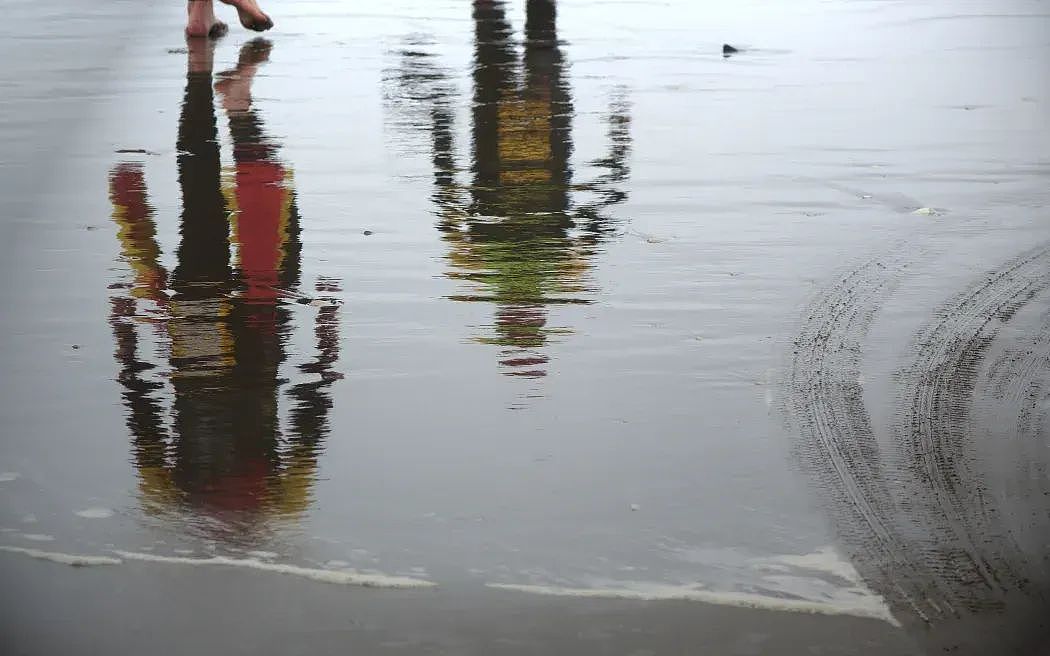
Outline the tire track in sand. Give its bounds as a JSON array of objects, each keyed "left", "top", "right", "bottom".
[
  {"left": 786, "top": 251, "right": 942, "bottom": 622},
  {"left": 787, "top": 241, "right": 1050, "bottom": 633},
  {"left": 897, "top": 244, "right": 1050, "bottom": 615},
  {"left": 981, "top": 309, "right": 1050, "bottom": 574},
  {"left": 984, "top": 310, "right": 1050, "bottom": 450}
]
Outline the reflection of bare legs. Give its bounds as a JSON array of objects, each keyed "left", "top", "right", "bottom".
[
  {"left": 186, "top": 0, "right": 228, "bottom": 39},
  {"left": 214, "top": 39, "right": 273, "bottom": 114},
  {"left": 186, "top": 33, "right": 216, "bottom": 76}
]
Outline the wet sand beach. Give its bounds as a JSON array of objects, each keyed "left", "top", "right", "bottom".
[
  {"left": 3, "top": 556, "right": 916, "bottom": 655},
  {"left": 1, "top": 0, "right": 1048, "bottom": 654}
]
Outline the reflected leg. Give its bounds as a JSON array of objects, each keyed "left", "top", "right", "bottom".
[{"left": 214, "top": 38, "right": 273, "bottom": 114}]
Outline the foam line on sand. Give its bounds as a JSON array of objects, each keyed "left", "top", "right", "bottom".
[
  {"left": 113, "top": 550, "right": 436, "bottom": 589},
  {"left": 486, "top": 581, "right": 899, "bottom": 626},
  {"left": 0, "top": 545, "right": 122, "bottom": 566}
]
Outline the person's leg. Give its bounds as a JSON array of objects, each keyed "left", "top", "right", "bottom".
[
  {"left": 219, "top": 0, "right": 273, "bottom": 32},
  {"left": 186, "top": 0, "right": 228, "bottom": 38}
]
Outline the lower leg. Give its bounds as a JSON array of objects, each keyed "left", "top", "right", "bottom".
[{"left": 186, "top": 0, "right": 228, "bottom": 38}]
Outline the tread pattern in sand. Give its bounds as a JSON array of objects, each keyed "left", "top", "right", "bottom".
[
  {"left": 787, "top": 242, "right": 1050, "bottom": 634},
  {"left": 897, "top": 244, "right": 1050, "bottom": 613},
  {"left": 786, "top": 253, "right": 937, "bottom": 620}
]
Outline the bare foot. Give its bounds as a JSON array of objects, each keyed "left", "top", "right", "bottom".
[
  {"left": 215, "top": 39, "right": 272, "bottom": 113},
  {"left": 220, "top": 0, "right": 273, "bottom": 32},
  {"left": 186, "top": 0, "right": 228, "bottom": 38}
]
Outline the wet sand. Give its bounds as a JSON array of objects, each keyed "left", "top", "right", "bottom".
[
  {"left": 2, "top": 0, "right": 1049, "bottom": 653},
  {"left": 1, "top": 556, "right": 917, "bottom": 656}
]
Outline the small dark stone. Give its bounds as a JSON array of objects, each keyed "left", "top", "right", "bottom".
[
  {"left": 722, "top": 43, "right": 739, "bottom": 55},
  {"left": 363, "top": 230, "right": 374, "bottom": 236}
]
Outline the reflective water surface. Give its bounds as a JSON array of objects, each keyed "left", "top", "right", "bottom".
[{"left": 1, "top": 0, "right": 1049, "bottom": 653}]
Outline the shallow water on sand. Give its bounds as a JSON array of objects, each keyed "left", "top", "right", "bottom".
[{"left": 1, "top": 0, "right": 1049, "bottom": 653}]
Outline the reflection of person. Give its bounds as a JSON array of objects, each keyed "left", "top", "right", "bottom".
[
  {"left": 392, "top": 0, "right": 631, "bottom": 378},
  {"left": 108, "top": 39, "right": 340, "bottom": 543},
  {"left": 186, "top": 0, "right": 272, "bottom": 39},
  {"left": 441, "top": 0, "right": 576, "bottom": 377}
]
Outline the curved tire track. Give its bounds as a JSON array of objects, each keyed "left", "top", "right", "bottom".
[
  {"left": 787, "top": 242, "right": 1050, "bottom": 641},
  {"left": 981, "top": 310, "right": 1050, "bottom": 576},
  {"left": 786, "top": 252, "right": 942, "bottom": 621},
  {"left": 984, "top": 310, "right": 1050, "bottom": 455},
  {"left": 898, "top": 244, "right": 1050, "bottom": 614}
]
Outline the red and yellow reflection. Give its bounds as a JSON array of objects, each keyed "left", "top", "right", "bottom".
[{"left": 107, "top": 39, "right": 341, "bottom": 543}]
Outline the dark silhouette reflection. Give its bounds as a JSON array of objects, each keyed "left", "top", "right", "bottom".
[
  {"left": 387, "top": 0, "right": 631, "bottom": 378},
  {"left": 107, "top": 39, "right": 342, "bottom": 545}
]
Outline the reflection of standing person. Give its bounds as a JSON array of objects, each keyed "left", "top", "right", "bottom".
[
  {"left": 462, "top": 0, "right": 577, "bottom": 377},
  {"left": 441, "top": 1, "right": 629, "bottom": 378},
  {"left": 108, "top": 38, "right": 341, "bottom": 542},
  {"left": 387, "top": 0, "right": 632, "bottom": 379}
]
